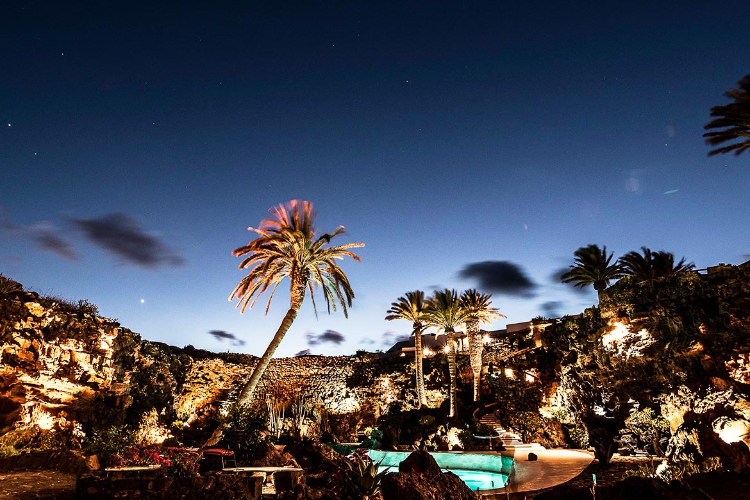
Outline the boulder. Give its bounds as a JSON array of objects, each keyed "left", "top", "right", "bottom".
[
  {"left": 528, "top": 452, "right": 538, "bottom": 461},
  {"left": 381, "top": 451, "right": 476, "bottom": 500},
  {"left": 249, "top": 441, "right": 299, "bottom": 468}
]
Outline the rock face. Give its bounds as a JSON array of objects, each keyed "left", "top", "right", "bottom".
[
  {"left": 0, "top": 290, "right": 445, "bottom": 440},
  {"left": 381, "top": 451, "right": 477, "bottom": 500}
]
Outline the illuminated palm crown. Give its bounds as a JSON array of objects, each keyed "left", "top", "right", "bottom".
[
  {"left": 230, "top": 200, "right": 363, "bottom": 315},
  {"left": 424, "top": 288, "right": 468, "bottom": 332},
  {"left": 385, "top": 290, "right": 427, "bottom": 330},
  {"left": 459, "top": 289, "right": 504, "bottom": 326}
]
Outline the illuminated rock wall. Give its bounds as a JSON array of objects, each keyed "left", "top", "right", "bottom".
[{"left": 0, "top": 290, "right": 433, "bottom": 437}]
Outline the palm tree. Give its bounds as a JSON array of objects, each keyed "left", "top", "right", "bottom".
[
  {"left": 386, "top": 291, "right": 428, "bottom": 408},
  {"left": 230, "top": 200, "right": 364, "bottom": 405},
  {"left": 561, "top": 245, "right": 625, "bottom": 300},
  {"left": 621, "top": 247, "right": 694, "bottom": 281},
  {"left": 424, "top": 289, "right": 467, "bottom": 418},
  {"left": 704, "top": 74, "right": 750, "bottom": 156},
  {"left": 460, "top": 289, "right": 504, "bottom": 402}
]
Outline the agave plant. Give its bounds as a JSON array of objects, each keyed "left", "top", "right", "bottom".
[{"left": 343, "top": 450, "right": 391, "bottom": 498}]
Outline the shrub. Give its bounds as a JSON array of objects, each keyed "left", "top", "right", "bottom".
[
  {"left": 475, "top": 423, "right": 497, "bottom": 436},
  {"left": 342, "top": 449, "right": 390, "bottom": 498},
  {"left": 224, "top": 403, "right": 269, "bottom": 454},
  {"left": 0, "top": 274, "right": 22, "bottom": 295},
  {"left": 84, "top": 426, "right": 136, "bottom": 465}
]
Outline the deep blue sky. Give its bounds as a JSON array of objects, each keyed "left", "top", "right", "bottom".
[{"left": 2, "top": 2, "right": 749, "bottom": 357}]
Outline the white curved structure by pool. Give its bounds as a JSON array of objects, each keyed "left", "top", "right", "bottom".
[{"left": 367, "top": 451, "right": 514, "bottom": 491}]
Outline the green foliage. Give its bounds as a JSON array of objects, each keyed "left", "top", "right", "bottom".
[
  {"left": 343, "top": 450, "right": 391, "bottom": 497},
  {"left": 475, "top": 423, "right": 497, "bottom": 436},
  {"left": 361, "top": 428, "right": 383, "bottom": 449},
  {"left": 457, "top": 429, "right": 476, "bottom": 450},
  {"left": 84, "top": 426, "right": 136, "bottom": 464},
  {"left": 224, "top": 403, "right": 269, "bottom": 453},
  {"left": 508, "top": 411, "right": 544, "bottom": 442},
  {"left": 0, "top": 445, "right": 20, "bottom": 459},
  {"left": 550, "top": 408, "right": 572, "bottom": 424},
  {"left": 624, "top": 407, "right": 670, "bottom": 449},
  {"left": 486, "top": 373, "right": 543, "bottom": 428},
  {"left": 623, "top": 457, "right": 724, "bottom": 482},
  {"left": 568, "top": 426, "right": 589, "bottom": 449}
]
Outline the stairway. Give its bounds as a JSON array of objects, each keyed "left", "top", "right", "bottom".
[{"left": 479, "top": 412, "right": 545, "bottom": 450}]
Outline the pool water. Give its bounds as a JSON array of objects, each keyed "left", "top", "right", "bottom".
[
  {"left": 368, "top": 451, "right": 513, "bottom": 491},
  {"left": 377, "top": 465, "right": 508, "bottom": 490}
]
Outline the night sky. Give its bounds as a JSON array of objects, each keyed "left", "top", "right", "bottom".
[{"left": 2, "top": 2, "right": 749, "bottom": 357}]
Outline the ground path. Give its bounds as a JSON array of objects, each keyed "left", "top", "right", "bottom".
[{"left": 0, "top": 470, "right": 76, "bottom": 499}]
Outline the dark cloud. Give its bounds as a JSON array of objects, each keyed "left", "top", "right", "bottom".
[
  {"left": 295, "top": 349, "right": 312, "bottom": 357},
  {"left": 459, "top": 261, "right": 537, "bottom": 297},
  {"left": 1, "top": 220, "right": 77, "bottom": 260},
  {"left": 306, "top": 330, "right": 345, "bottom": 346},
  {"left": 359, "top": 338, "right": 377, "bottom": 345},
  {"left": 73, "top": 213, "right": 185, "bottom": 268},
  {"left": 540, "top": 301, "right": 565, "bottom": 318},
  {"left": 207, "top": 330, "right": 246, "bottom": 346},
  {"left": 425, "top": 284, "right": 443, "bottom": 291}
]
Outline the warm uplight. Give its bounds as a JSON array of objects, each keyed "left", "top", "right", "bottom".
[
  {"left": 504, "top": 368, "right": 514, "bottom": 379},
  {"left": 29, "top": 406, "right": 55, "bottom": 430},
  {"left": 400, "top": 352, "right": 405, "bottom": 357},
  {"left": 714, "top": 417, "right": 748, "bottom": 444},
  {"left": 423, "top": 348, "right": 434, "bottom": 357},
  {"left": 601, "top": 320, "right": 653, "bottom": 358},
  {"left": 443, "top": 346, "right": 451, "bottom": 353},
  {"left": 525, "top": 372, "right": 535, "bottom": 383},
  {"left": 483, "top": 334, "right": 491, "bottom": 344}
]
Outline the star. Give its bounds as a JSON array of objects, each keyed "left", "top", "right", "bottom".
[{"left": 7, "top": 124, "right": 10, "bottom": 127}]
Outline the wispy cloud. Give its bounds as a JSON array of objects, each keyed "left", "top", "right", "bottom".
[
  {"left": 540, "top": 300, "right": 564, "bottom": 318},
  {"left": 207, "top": 330, "right": 246, "bottom": 346},
  {"left": 73, "top": 213, "right": 185, "bottom": 268},
  {"left": 459, "top": 260, "right": 537, "bottom": 297},
  {"left": 1, "top": 220, "right": 77, "bottom": 260},
  {"left": 306, "top": 330, "right": 345, "bottom": 346}
]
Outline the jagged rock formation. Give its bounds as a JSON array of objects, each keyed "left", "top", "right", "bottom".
[{"left": 0, "top": 288, "right": 445, "bottom": 440}]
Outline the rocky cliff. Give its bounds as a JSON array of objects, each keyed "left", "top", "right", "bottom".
[{"left": 0, "top": 287, "right": 442, "bottom": 441}]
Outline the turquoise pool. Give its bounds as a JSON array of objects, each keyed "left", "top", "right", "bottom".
[{"left": 367, "top": 450, "right": 513, "bottom": 491}]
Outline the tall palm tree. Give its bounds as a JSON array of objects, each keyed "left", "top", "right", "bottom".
[
  {"left": 621, "top": 247, "right": 694, "bottom": 281},
  {"left": 704, "top": 74, "right": 750, "bottom": 157},
  {"left": 385, "top": 291, "right": 428, "bottom": 408},
  {"left": 460, "top": 289, "right": 504, "bottom": 402},
  {"left": 230, "top": 200, "right": 364, "bottom": 405},
  {"left": 561, "top": 245, "right": 625, "bottom": 300},
  {"left": 424, "top": 289, "right": 467, "bottom": 418}
]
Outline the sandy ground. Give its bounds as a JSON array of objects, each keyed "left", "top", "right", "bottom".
[{"left": 0, "top": 471, "right": 77, "bottom": 499}]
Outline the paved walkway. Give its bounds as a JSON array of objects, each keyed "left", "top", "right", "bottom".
[{"left": 499, "top": 449, "right": 594, "bottom": 496}]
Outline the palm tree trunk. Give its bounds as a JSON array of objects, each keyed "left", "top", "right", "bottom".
[
  {"left": 236, "top": 277, "right": 306, "bottom": 406},
  {"left": 413, "top": 325, "right": 427, "bottom": 408},
  {"left": 467, "top": 320, "right": 483, "bottom": 402},
  {"left": 236, "top": 306, "right": 299, "bottom": 406},
  {"left": 446, "top": 329, "right": 456, "bottom": 418}
]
